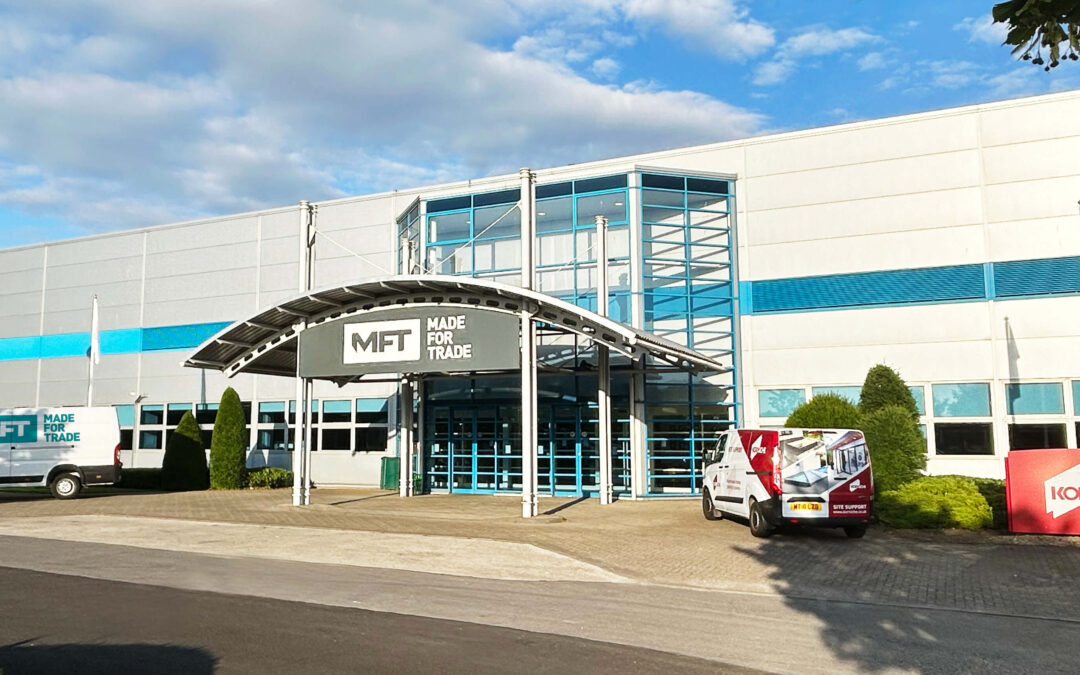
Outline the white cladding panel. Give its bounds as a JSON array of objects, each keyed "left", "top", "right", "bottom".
[{"left": 745, "top": 113, "right": 978, "bottom": 176}]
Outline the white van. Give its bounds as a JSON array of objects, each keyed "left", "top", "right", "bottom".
[
  {"left": 702, "top": 428, "right": 873, "bottom": 538},
  {"left": 0, "top": 407, "right": 122, "bottom": 499}
]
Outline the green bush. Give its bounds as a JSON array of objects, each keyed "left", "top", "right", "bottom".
[
  {"left": 248, "top": 467, "right": 294, "bottom": 489},
  {"left": 160, "top": 411, "right": 209, "bottom": 491},
  {"left": 785, "top": 393, "right": 864, "bottom": 429},
  {"left": 210, "top": 387, "right": 248, "bottom": 489},
  {"left": 862, "top": 404, "right": 927, "bottom": 493},
  {"left": 876, "top": 475, "right": 994, "bottom": 529},
  {"left": 969, "top": 476, "right": 1007, "bottom": 530},
  {"left": 118, "top": 468, "right": 162, "bottom": 490},
  {"left": 859, "top": 364, "right": 919, "bottom": 420}
]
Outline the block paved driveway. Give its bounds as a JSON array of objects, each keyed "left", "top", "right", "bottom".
[{"left": 2, "top": 487, "right": 1078, "bottom": 621}]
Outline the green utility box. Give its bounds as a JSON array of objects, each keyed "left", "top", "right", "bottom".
[{"left": 380, "top": 457, "right": 400, "bottom": 490}]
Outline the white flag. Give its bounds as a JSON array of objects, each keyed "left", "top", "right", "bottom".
[{"left": 89, "top": 294, "right": 100, "bottom": 365}]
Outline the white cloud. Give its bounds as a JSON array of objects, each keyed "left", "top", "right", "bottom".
[
  {"left": 754, "top": 26, "right": 879, "bottom": 86},
  {"left": 954, "top": 15, "right": 1009, "bottom": 45},
  {"left": 0, "top": 0, "right": 770, "bottom": 238},
  {"left": 620, "top": 0, "right": 774, "bottom": 59},
  {"left": 590, "top": 57, "right": 620, "bottom": 80},
  {"left": 858, "top": 51, "right": 887, "bottom": 71}
]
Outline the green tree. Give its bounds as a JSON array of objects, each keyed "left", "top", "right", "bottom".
[
  {"left": 994, "top": 0, "right": 1080, "bottom": 69},
  {"left": 859, "top": 364, "right": 919, "bottom": 421},
  {"left": 784, "top": 393, "right": 864, "bottom": 429},
  {"left": 862, "top": 405, "right": 928, "bottom": 493},
  {"left": 210, "top": 387, "right": 248, "bottom": 489},
  {"left": 161, "top": 410, "right": 209, "bottom": 491}
]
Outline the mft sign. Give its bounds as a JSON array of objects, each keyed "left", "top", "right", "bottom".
[{"left": 300, "top": 307, "right": 520, "bottom": 377}]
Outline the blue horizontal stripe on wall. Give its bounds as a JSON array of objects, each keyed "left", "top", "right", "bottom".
[
  {"left": 0, "top": 321, "right": 233, "bottom": 362},
  {"left": 142, "top": 322, "right": 231, "bottom": 351},
  {"left": 994, "top": 256, "right": 1080, "bottom": 298},
  {"left": 750, "top": 264, "right": 986, "bottom": 313}
]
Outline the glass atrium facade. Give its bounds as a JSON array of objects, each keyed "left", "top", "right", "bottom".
[{"left": 397, "top": 171, "right": 737, "bottom": 496}]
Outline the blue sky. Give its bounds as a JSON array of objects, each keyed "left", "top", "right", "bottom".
[{"left": 1, "top": 0, "right": 1077, "bottom": 249}]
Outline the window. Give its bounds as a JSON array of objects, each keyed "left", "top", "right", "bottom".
[
  {"left": 354, "top": 398, "right": 389, "bottom": 452},
  {"left": 811, "top": 386, "right": 861, "bottom": 403},
  {"left": 140, "top": 404, "right": 164, "bottom": 426},
  {"left": 932, "top": 383, "right": 991, "bottom": 417},
  {"left": 321, "top": 400, "right": 353, "bottom": 450},
  {"left": 166, "top": 403, "right": 191, "bottom": 425},
  {"left": 256, "top": 402, "right": 288, "bottom": 450},
  {"left": 759, "top": 389, "right": 805, "bottom": 418},
  {"left": 909, "top": 386, "right": 925, "bottom": 416},
  {"left": 114, "top": 405, "right": 134, "bottom": 451},
  {"left": 1009, "top": 423, "right": 1066, "bottom": 450},
  {"left": 934, "top": 423, "right": 994, "bottom": 455},
  {"left": 138, "top": 405, "right": 164, "bottom": 450},
  {"left": 1005, "top": 382, "right": 1064, "bottom": 415}
]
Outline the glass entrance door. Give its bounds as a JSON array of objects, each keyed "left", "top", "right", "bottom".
[
  {"left": 426, "top": 404, "right": 521, "bottom": 494},
  {"left": 537, "top": 404, "right": 599, "bottom": 496}
]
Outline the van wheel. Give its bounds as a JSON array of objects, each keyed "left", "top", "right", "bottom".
[
  {"left": 50, "top": 473, "right": 82, "bottom": 500},
  {"left": 844, "top": 525, "right": 867, "bottom": 539},
  {"left": 702, "top": 489, "right": 720, "bottom": 521},
  {"left": 748, "top": 499, "right": 772, "bottom": 538}
]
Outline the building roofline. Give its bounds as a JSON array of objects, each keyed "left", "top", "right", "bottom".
[{"left": 4, "top": 88, "right": 1078, "bottom": 254}]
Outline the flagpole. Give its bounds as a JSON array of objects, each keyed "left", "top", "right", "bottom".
[{"left": 87, "top": 294, "right": 100, "bottom": 406}]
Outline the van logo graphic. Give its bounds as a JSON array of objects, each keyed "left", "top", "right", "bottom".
[
  {"left": 749, "top": 438, "right": 766, "bottom": 461},
  {"left": 1045, "top": 464, "right": 1080, "bottom": 518},
  {"left": 343, "top": 319, "right": 421, "bottom": 364},
  {"left": 0, "top": 415, "right": 37, "bottom": 443},
  {"left": 849, "top": 479, "right": 864, "bottom": 492}
]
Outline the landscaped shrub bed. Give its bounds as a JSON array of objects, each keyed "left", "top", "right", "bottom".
[
  {"left": 247, "top": 467, "right": 293, "bottom": 489},
  {"left": 876, "top": 475, "right": 994, "bottom": 530},
  {"left": 117, "top": 468, "right": 163, "bottom": 490}
]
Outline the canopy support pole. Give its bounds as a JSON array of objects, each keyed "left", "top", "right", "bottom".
[
  {"left": 596, "top": 215, "right": 613, "bottom": 505},
  {"left": 520, "top": 168, "right": 538, "bottom": 518}
]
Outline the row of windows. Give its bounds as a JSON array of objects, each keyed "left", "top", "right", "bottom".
[
  {"left": 116, "top": 398, "right": 390, "bottom": 453},
  {"left": 761, "top": 381, "right": 1080, "bottom": 418},
  {"left": 759, "top": 380, "right": 1080, "bottom": 457}
]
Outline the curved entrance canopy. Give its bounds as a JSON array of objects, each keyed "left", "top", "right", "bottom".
[{"left": 184, "top": 275, "right": 729, "bottom": 378}]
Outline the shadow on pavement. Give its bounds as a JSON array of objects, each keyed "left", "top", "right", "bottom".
[
  {"left": 326, "top": 490, "right": 397, "bottom": 506},
  {"left": 0, "top": 488, "right": 164, "bottom": 503},
  {"left": 0, "top": 640, "right": 216, "bottom": 674},
  {"left": 734, "top": 504, "right": 1080, "bottom": 673},
  {"left": 543, "top": 496, "right": 590, "bottom": 516}
]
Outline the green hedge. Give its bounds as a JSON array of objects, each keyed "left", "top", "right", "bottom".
[
  {"left": 785, "top": 393, "right": 864, "bottom": 429},
  {"left": 210, "top": 387, "right": 248, "bottom": 489},
  {"left": 248, "top": 467, "right": 294, "bottom": 489},
  {"left": 117, "top": 468, "right": 163, "bottom": 490},
  {"left": 161, "top": 411, "right": 210, "bottom": 491},
  {"left": 861, "top": 405, "right": 927, "bottom": 493},
  {"left": 969, "top": 476, "right": 1007, "bottom": 530},
  {"left": 876, "top": 475, "right": 994, "bottom": 529}
]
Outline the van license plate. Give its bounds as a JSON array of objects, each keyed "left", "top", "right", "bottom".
[{"left": 790, "top": 502, "right": 822, "bottom": 511}]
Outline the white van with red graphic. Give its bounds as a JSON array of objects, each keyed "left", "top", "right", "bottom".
[{"left": 701, "top": 428, "right": 873, "bottom": 538}]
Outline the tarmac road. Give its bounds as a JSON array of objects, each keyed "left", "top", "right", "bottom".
[
  {"left": 1, "top": 535, "right": 1077, "bottom": 674},
  {"left": 0, "top": 565, "right": 747, "bottom": 675}
]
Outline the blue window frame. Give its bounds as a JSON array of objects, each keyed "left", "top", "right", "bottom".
[{"left": 1005, "top": 382, "right": 1064, "bottom": 415}]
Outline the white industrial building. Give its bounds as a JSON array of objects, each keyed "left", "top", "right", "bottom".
[{"left": 2, "top": 89, "right": 1079, "bottom": 493}]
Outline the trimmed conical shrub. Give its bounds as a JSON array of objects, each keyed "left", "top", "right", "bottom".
[
  {"left": 861, "top": 404, "right": 927, "bottom": 493},
  {"left": 161, "top": 410, "right": 209, "bottom": 491},
  {"left": 785, "top": 393, "right": 864, "bottom": 429},
  {"left": 210, "top": 387, "right": 248, "bottom": 489},
  {"left": 859, "top": 364, "right": 919, "bottom": 420}
]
